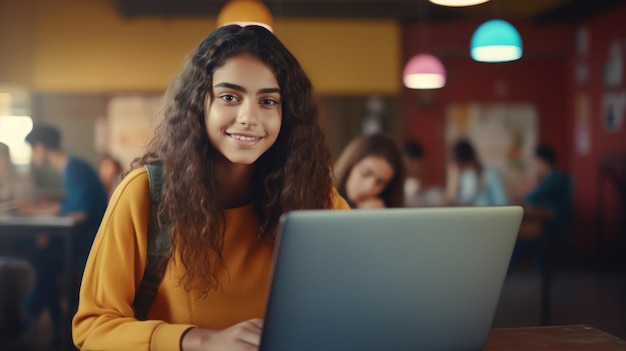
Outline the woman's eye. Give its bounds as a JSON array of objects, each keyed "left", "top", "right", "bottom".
[
  {"left": 220, "top": 94, "right": 239, "bottom": 102},
  {"left": 260, "top": 98, "right": 279, "bottom": 106}
]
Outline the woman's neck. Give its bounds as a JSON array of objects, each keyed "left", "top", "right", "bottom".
[{"left": 215, "top": 155, "right": 254, "bottom": 209}]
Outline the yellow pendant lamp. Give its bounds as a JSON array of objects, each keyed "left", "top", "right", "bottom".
[
  {"left": 217, "top": 0, "right": 274, "bottom": 32},
  {"left": 429, "top": 0, "right": 489, "bottom": 6}
]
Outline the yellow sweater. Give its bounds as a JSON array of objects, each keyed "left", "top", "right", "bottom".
[{"left": 73, "top": 168, "right": 349, "bottom": 351}]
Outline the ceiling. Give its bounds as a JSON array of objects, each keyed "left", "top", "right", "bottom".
[{"left": 113, "top": 0, "right": 626, "bottom": 24}]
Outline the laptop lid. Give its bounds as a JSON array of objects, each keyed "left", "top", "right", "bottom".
[{"left": 260, "top": 206, "right": 523, "bottom": 351}]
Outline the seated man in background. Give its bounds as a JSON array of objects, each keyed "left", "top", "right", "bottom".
[
  {"left": 511, "top": 144, "right": 573, "bottom": 271},
  {"left": 18, "top": 124, "right": 108, "bottom": 342},
  {"left": 524, "top": 145, "right": 573, "bottom": 234},
  {"left": 403, "top": 140, "right": 446, "bottom": 207}
]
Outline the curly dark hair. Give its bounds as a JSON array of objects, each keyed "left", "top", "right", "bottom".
[
  {"left": 333, "top": 133, "right": 405, "bottom": 208},
  {"left": 131, "top": 25, "right": 333, "bottom": 293}
]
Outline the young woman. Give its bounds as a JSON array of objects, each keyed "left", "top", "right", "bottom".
[
  {"left": 444, "top": 139, "right": 509, "bottom": 206},
  {"left": 72, "top": 25, "right": 349, "bottom": 351},
  {"left": 333, "top": 133, "right": 405, "bottom": 208},
  {"left": 98, "top": 154, "right": 123, "bottom": 198}
]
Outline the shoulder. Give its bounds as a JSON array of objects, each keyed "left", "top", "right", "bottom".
[
  {"left": 63, "top": 157, "right": 106, "bottom": 192},
  {"left": 551, "top": 170, "right": 569, "bottom": 181},
  {"left": 330, "top": 187, "right": 350, "bottom": 210},
  {"left": 117, "top": 167, "right": 150, "bottom": 197},
  {"left": 67, "top": 156, "right": 95, "bottom": 171},
  {"left": 64, "top": 157, "right": 100, "bottom": 182},
  {"left": 105, "top": 167, "right": 151, "bottom": 214}
]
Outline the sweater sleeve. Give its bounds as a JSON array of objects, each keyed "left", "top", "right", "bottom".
[{"left": 72, "top": 168, "right": 195, "bottom": 351}]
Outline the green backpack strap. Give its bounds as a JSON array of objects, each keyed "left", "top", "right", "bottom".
[{"left": 133, "top": 162, "right": 171, "bottom": 321}]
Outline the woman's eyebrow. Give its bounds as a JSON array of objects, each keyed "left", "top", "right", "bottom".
[
  {"left": 259, "top": 88, "right": 281, "bottom": 94},
  {"left": 214, "top": 82, "right": 280, "bottom": 95},
  {"left": 214, "top": 82, "right": 245, "bottom": 92}
]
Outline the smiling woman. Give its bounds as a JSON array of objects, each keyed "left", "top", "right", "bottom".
[{"left": 72, "top": 24, "right": 349, "bottom": 351}]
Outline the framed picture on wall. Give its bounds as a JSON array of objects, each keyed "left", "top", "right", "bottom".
[
  {"left": 602, "top": 91, "right": 625, "bottom": 133},
  {"left": 445, "top": 103, "right": 538, "bottom": 196}
]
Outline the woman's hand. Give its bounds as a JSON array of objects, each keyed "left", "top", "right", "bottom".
[
  {"left": 356, "top": 197, "right": 386, "bottom": 209},
  {"left": 181, "top": 319, "right": 263, "bottom": 351}
]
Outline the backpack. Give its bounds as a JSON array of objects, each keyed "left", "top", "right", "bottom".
[{"left": 132, "top": 163, "right": 170, "bottom": 321}]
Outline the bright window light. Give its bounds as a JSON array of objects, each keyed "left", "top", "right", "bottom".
[{"left": 0, "top": 116, "right": 34, "bottom": 165}]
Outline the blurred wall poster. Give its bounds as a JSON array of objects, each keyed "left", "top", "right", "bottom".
[
  {"left": 446, "top": 103, "right": 538, "bottom": 196},
  {"left": 106, "top": 95, "right": 164, "bottom": 170}
]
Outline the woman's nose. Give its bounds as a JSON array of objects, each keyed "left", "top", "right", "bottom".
[
  {"left": 236, "top": 102, "right": 259, "bottom": 126},
  {"left": 362, "top": 178, "right": 378, "bottom": 195}
]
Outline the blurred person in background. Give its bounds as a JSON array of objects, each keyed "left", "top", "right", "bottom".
[
  {"left": 510, "top": 144, "right": 574, "bottom": 271},
  {"left": 334, "top": 133, "right": 405, "bottom": 208},
  {"left": 98, "top": 154, "right": 123, "bottom": 198},
  {"left": 524, "top": 145, "right": 573, "bottom": 233},
  {"left": 402, "top": 140, "right": 445, "bottom": 207},
  {"left": 444, "top": 139, "right": 509, "bottom": 206},
  {"left": 0, "top": 142, "right": 16, "bottom": 206},
  {"left": 17, "top": 124, "right": 108, "bottom": 344},
  {"left": 0, "top": 141, "right": 35, "bottom": 210},
  {"left": 403, "top": 140, "right": 425, "bottom": 207}
]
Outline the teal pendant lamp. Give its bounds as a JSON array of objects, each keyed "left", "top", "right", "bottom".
[{"left": 470, "top": 19, "right": 523, "bottom": 62}]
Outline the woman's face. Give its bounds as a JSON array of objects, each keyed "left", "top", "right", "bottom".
[
  {"left": 205, "top": 54, "right": 282, "bottom": 166},
  {"left": 345, "top": 155, "right": 395, "bottom": 205}
]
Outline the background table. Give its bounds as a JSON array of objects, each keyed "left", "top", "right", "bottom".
[
  {"left": 0, "top": 214, "right": 80, "bottom": 351},
  {"left": 485, "top": 325, "right": 626, "bottom": 350}
]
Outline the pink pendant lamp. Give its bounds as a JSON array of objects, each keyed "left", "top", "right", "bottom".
[{"left": 403, "top": 54, "right": 447, "bottom": 89}]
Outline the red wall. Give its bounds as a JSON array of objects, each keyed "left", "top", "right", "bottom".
[
  {"left": 569, "top": 3, "right": 626, "bottom": 248},
  {"left": 402, "top": 5, "right": 626, "bottom": 249}
]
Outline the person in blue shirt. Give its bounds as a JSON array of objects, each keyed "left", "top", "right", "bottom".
[
  {"left": 510, "top": 144, "right": 573, "bottom": 271},
  {"left": 18, "top": 124, "right": 108, "bottom": 342},
  {"left": 524, "top": 145, "right": 573, "bottom": 233}
]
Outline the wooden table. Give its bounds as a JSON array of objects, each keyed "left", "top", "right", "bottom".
[
  {"left": 0, "top": 213, "right": 81, "bottom": 351},
  {"left": 485, "top": 325, "right": 626, "bottom": 350}
]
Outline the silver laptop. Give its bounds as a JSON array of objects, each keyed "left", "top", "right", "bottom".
[{"left": 260, "top": 206, "right": 523, "bottom": 351}]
